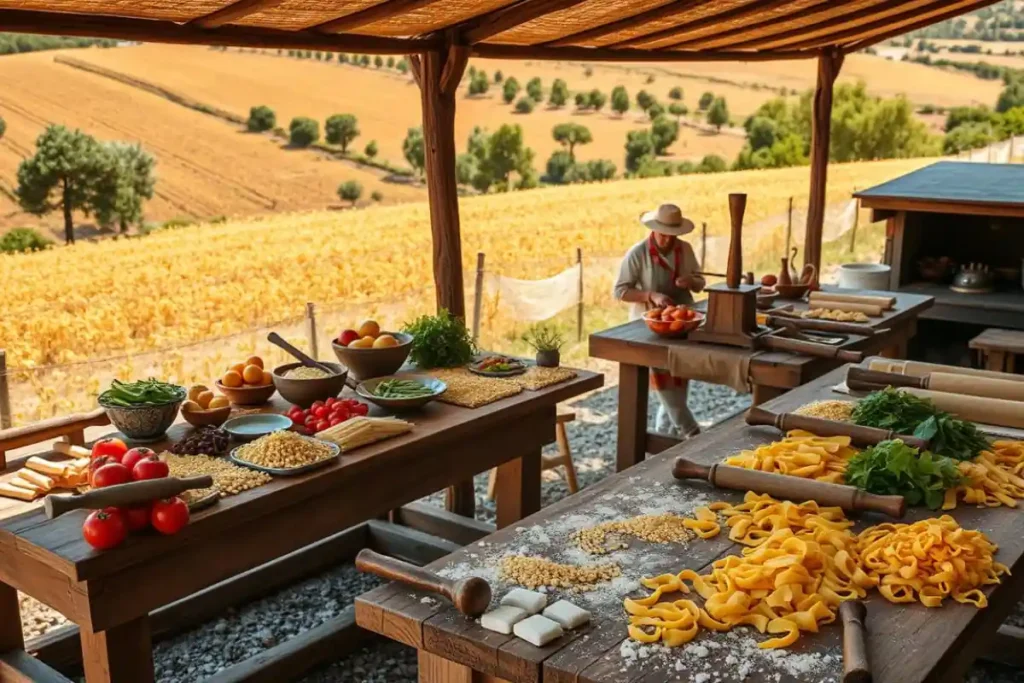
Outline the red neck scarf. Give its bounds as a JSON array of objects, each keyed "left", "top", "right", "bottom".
[{"left": 648, "top": 234, "right": 682, "bottom": 280}]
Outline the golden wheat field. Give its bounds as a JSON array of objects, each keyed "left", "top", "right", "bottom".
[{"left": 0, "top": 157, "right": 931, "bottom": 422}]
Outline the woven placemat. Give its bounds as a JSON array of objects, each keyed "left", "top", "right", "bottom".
[
  {"left": 429, "top": 368, "right": 523, "bottom": 408},
  {"left": 510, "top": 366, "right": 577, "bottom": 391}
]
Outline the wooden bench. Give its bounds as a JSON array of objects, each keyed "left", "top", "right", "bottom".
[{"left": 970, "top": 328, "right": 1024, "bottom": 373}]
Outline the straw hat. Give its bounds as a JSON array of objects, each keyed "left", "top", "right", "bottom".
[{"left": 639, "top": 204, "right": 695, "bottom": 236}]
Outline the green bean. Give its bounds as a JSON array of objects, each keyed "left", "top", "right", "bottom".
[
  {"left": 372, "top": 379, "right": 434, "bottom": 399},
  {"left": 99, "top": 378, "right": 185, "bottom": 406}
]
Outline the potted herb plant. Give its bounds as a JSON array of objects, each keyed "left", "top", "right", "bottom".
[{"left": 523, "top": 324, "right": 565, "bottom": 368}]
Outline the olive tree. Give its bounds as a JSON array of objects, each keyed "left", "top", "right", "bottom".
[
  {"left": 325, "top": 114, "right": 359, "bottom": 152},
  {"left": 337, "top": 180, "right": 362, "bottom": 206}
]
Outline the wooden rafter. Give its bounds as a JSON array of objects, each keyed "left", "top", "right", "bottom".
[
  {"left": 189, "top": 0, "right": 287, "bottom": 28},
  {"left": 456, "top": 0, "right": 592, "bottom": 44},
  {"left": 309, "top": 0, "right": 446, "bottom": 34},
  {"left": 609, "top": 0, "right": 803, "bottom": 50},
  {"left": 666, "top": 0, "right": 839, "bottom": 50},
  {"left": 843, "top": 0, "right": 1003, "bottom": 51},
  {"left": 540, "top": 0, "right": 703, "bottom": 48},
  {"left": 0, "top": 9, "right": 438, "bottom": 53},
  {"left": 470, "top": 43, "right": 817, "bottom": 61}
]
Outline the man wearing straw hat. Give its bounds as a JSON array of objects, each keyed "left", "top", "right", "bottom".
[{"left": 613, "top": 204, "right": 705, "bottom": 438}]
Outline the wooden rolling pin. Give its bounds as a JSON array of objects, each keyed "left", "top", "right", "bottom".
[
  {"left": 869, "top": 358, "right": 1024, "bottom": 383},
  {"left": 672, "top": 458, "right": 905, "bottom": 518},
  {"left": 745, "top": 406, "right": 929, "bottom": 450},
  {"left": 848, "top": 367, "right": 1024, "bottom": 402},
  {"left": 355, "top": 549, "right": 492, "bottom": 617},
  {"left": 903, "top": 387, "right": 1024, "bottom": 429},
  {"left": 840, "top": 601, "right": 871, "bottom": 683},
  {"left": 810, "top": 291, "right": 894, "bottom": 309},
  {"left": 765, "top": 314, "right": 877, "bottom": 337},
  {"left": 45, "top": 475, "right": 213, "bottom": 519},
  {"left": 806, "top": 299, "right": 884, "bottom": 317},
  {"left": 760, "top": 334, "right": 864, "bottom": 362}
]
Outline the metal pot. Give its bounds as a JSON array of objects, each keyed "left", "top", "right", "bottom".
[{"left": 951, "top": 263, "right": 994, "bottom": 294}]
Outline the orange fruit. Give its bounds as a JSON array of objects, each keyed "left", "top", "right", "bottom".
[
  {"left": 230, "top": 363, "right": 246, "bottom": 375},
  {"left": 246, "top": 356, "right": 264, "bottom": 370},
  {"left": 260, "top": 370, "right": 274, "bottom": 385},
  {"left": 242, "top": 364, "right": 264, "bottom": 385},
  {"left": 208, "top": 396, "right": 230, "bottom": 410},
  {"left": 222, "top": 370, "right": 243, "bottom": 388},
  {"left": 182, "top": 400, "right": 202, "bottom": 413},
  {"left": 357, "top": 320, "right": 380, "bottom": 338},
  {"left": 373, "top": 334, "right": 399, "bottom": 349},
  {"left": 196, "top": 390, "right": 215, "bottom": 408}
]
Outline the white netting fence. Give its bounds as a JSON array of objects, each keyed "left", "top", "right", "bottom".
[
  {"left": 483, "top": 263, "right": 581, "bottom": 322},
  {"left": 956, "top": 136, "right": 1024, "bottom": 164}
]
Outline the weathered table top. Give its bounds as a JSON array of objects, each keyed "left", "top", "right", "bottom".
[
  {"left": 589, "top": 289, "right": 933, "bottom": 389},
  {"left": 0, "top": 367, "right": 602, "bottom": 624},
  {"left": 356, "top": 364, "right": 1024, "bottom": 683}
]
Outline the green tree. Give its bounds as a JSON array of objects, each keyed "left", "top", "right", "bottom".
[
  {"left": 502, "top": 77, "right": 521, "bottom": 104},
  {"left": 325, "top": 114, "right": 359, "bottom": 152},
  {"left": 515, "top": 97, "right": 535, "bottom": 114},
  {"left": 246, "top": 105, "right": 276, "bottom": 132},
  {"left": 545, "top": 149, "right": 574, "bottom": 183},
  {"left": 526, "top": 77, "right": 543, "bottom": 102},
  {"left": 746, "top": 116, "right": 778, "bottom": 150},
  {"left": 698, "top": 92, "right": 715, "bottom": 110},
  {"left": 696, "top": 154, "right": 727, "bottom": 173},
  {"left": 0, "top": 115, "right": 6, "bottom": 141},
  {"left": 16, "top": 125, "right": 108, "bottom": 244},
  {"left": 396, "top": 58, "right": 409, "bottom": 74},
  {"left": 996, "top": 107, "right": 1024, "bottom": 137},
  {"left": 582, "top": 158, "right": 616, "bottom": 181},
  {"left": 625, "top": 129, "right": 654, "bottom": 173},
  {"left": 552, "top": 123, "right": 592, "bottom": 160},
  {"left": 456, "top": 152, "right": 477, "bottom": 186},
  {"left": 945, "top": 105, "right": 994, "bottom": 132},
  {"left": 707, "top": 97, "right": 729, "bottom": 131},
  {"left": 314, "top": 51, "right": 323, "bottom": 60},
  {"left": 0, "top": 228, "right": 52, "bottom": 254},
  {"left": 469, "top": 124, "right": 536, "bottom": 193},
  {"left": 93, "top": 143, "right": 156, "bottom": 233},
  {"left": 589, "top": 89, "right": 607, "bottom": 112},
  {"left": 575, "top": 91, "right": 591, "bottom": 109},
  {"left": 635, "top": 155, "right": 672, "bottom": 178},
  {"left": 403, "top": 127, "right": 425, "bottom": 176},
  {"left": 549, "top": 78, "right": 569, "bottom": 107},
  {"left": 943, "top": 122, "right": 996, "bottom": 153},
  {"left": 359, "top": 54, "right": 370, "bottom": 67},
  {"left": 636, "top": 89, "right": 655, "bottom": 112},
  {"left": 468, "top": 70, "right": 490, "bottom": 96},
  {"left": 494, "top": 70, "right": 504, "bottom": 83},
  {"left": 371, "top": 190, "right": 383, "bottom": 202},
  {"left": 324, "top": 52, "right": 334, "bottom": 62},
  {"left": 651, "top": 115, "right": 679, "bottom": 155},
  {"left": 339, "top": 53, "right": 349, "bottom": 64},
  {"left": 386, "top": 56, "right": 395, "bottom": 68},
  {"left": 611, "top": 86, "right": 629, "bottom": 116},
  {"left": 364, "top": 140, "right": 378, "bottom": 159},
  {"left": 647, "top": 101, "right": 664, "bottom": 121},
  {"left": 374, "top": 55, "right": 383, "bottom": 68},
  {"left": 997, "top": 79, "right": 1024, "bottom": 113},
  {"left": 337, "top": 180, "right": 362, "bottom": 206},
  {"left": 668, "top": 102, "right": 688, "bottom": 120},
  {"left": 289, "top": 118, "right": 320, "bottom": 147},
  {"left": 668, "top": 86, "right": 683, "bottom": 100}
]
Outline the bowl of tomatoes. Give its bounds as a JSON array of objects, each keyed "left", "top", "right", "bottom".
[{"left": 642, "top": 305, "right": 704, "bottom": 338}]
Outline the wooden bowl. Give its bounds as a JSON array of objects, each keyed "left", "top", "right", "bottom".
[
  {"left": 181, "top": 404, "right": 232, "bottom": 428},
  {"left": 774, "top": 283, "right": 811, "bottom": 300},
  {"left": 756, "top": 291, "right": 781, "bottom": 310},
  {"left": 215, "top": 380, "right": 277, "bottom": 406},
  {"left": 331, "top": 332, "right": 413, "bottom": 381},
  {"left": 642, "top": 310, "right": 704, "bottom": 339},
  {"left": 272, "top": 362, "right": 349, "bottom": 408}
]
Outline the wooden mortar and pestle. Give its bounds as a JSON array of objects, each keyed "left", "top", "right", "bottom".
[
  {"left": 45, "top": 475, "right": 214, "bottom": 519},
  {"left": 672, "top": 457, "right": 905, "bottom": 518},
  {"left": 355, "top": 549, "right": 492, "bottom": 617},
  {"left": 746, "top": 406, "right": 929, "bottom": 450}
]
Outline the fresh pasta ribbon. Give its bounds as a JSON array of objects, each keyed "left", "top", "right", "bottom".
[
  {"left": 944, "top": 441, "right": 1024, "bottom": 510},
  {"left": 723, "top": 432, "right": 858, "bottom": 483}
]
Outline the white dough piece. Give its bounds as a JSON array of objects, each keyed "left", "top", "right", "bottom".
[
  {"left": 500, "top": 588, "right": 547, "bottom": 614},
  {"left": 513, "top": 614, "right": 564, "bottom": 647},
  {"left": 480, "top": 606, "right": 528, "bottom": 635},
  {"left": 542, "top": 600, "right": 591, "bottom": 629}
]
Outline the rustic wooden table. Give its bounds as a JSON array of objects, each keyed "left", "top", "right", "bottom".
[
  {"left": 589, "top": 289, "right": 933, "bottom": 472},
  {"left": 356, "top": 363, "right": 1024, "bottom": 683},
  {"left": 0, "top": 367, "right": 602, "bottom": 683}
]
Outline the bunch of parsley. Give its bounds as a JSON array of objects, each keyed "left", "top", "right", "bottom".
[
  {"left": 401, "top": 308, "right": 476, "bottom": 369},
  {"left": 845, "top": 439, "right": 963, "bottom": 510}
]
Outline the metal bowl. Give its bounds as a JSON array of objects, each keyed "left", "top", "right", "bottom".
[
  {"left": 331, "top": 332, "right": 414, "bottom": 381},
  {"left": 99, "top": 398, "right": 183, "bottom": 443},
  {"left": 272, "top": 362, "right": 348, "bottom": 408},
  {"left": 356, "top": 375, "right": 446, "bottom": 411}
]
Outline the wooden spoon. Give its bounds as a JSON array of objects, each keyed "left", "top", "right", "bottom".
[
  {"left": 267, "top": 332, "right": 335, "bottom": 375},
  {"left": 355, "top": 549, "right": 492, "bottom": 617}
]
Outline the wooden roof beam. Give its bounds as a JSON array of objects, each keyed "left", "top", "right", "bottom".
[
  {"left": 470, "top": 42, "right": 817, "bottom": 61},
  {"left": 308, "top": 0, "right": 447, "bottom": 34},
  {"left": 0, "top": 9, "right": 439, "bottom": 53},
  {"left": 454, "top": 0, "right": 593, "bottom": 44},
  {"left": 666, "top": 0, "right": 846, "bottom": 51},
  {"left": 843, "top": 0, "right": 1004, "bottom": 51},
  {"left": 190, "top": 0, "right": 288, "bottom": 28},
  {"left": 539, "top": 0, "right": 704, "bottom": 48}
]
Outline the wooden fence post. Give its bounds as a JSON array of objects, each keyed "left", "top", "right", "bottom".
[
  {"left": 849, "top": 190, "right": 859, "bottom": 254},
  {"left": 305, "top": 303, "right": 319, "bottom": 359},
  {"left": 472, "top": 253, "right": 485, "bottom": 342},
  {"left": 785, "top": 196, "right": 793, "bottom": 257},
  {"left": 0, "top": 350, "right": 11, "bottom": 429},
  {"left": 700, "top": 222, "right": 707, "bottom": 268},
  {"left": 576, "top": 248, "right": 584, "bottom": 343},
  {"left": 804, "top": 47, "right": 844, "bottom": 284}
]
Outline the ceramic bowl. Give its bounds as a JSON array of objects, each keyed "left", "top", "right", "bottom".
[
  {"left": 356, "top": 375, "right": 446, "bottom": 411},
  {"left": 331, "top": 332, "right": 414, "bottom": 381},
  {"left": 774, "top": 283, "right": 811, "bottom": 300},
  {"left": 642, "top": 310, "right": 704, "bottom": 338},
  {"left": 756, "top": 291, "right": 781, "bottom": 310},
  {"left": 223, "top": 413, "right": 293, "bottom": 442},
  {"left": 99, "top": 398, "right": 183, "bottom": 443},
  {"left": 215, "top": 380, "right": 277, "bottom": 406},
  {"left": 181, "top": 404, "right": 232, "bottom": 428},
  {"left": 272, "top": 362, "right": 349, "bottom": 408}
]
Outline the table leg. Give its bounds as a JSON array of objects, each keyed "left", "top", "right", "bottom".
[
  {"left": 445, "top": 482, "right": 476, "bottom": 518},
  {"left": 616, "top": 363, "right": 648, "bottom": 472},
  {"left": 988, "top": 350, "right": 1007, "bottom": 373},
  {"left": 0, "top": 581, "right": 23, "bottom": 652},
  {"left": 751, "top": 384, "right": 785, "bottom": 406},
  {"left": 494, "top": 447, "right": 541, "bottom": 530},
  {"left": 418, "top": 650, "right": 511, "bottom": 683},
  {"left": 81, "top": 616, "right": 154, "bottom": 683}
]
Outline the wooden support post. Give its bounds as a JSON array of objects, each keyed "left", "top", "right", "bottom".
[
  {"left": 700, "top": 222, "right": 707, "bottom": 267},
  {"left": 81, "top": 617, "right": 154, "bottom": 683},
  {"left": 414, "top": 40, "right": 469, "bottom": 319},
  {"left": 803, "top": 46, "right": 844, "bottom": 284},
  {"left": 0, "top": 349, "right": 11, "bottom": 430},
  {"left": 785, "top": 196, "right": 793, "bottom": 257},
  {"left": 305, "top": 302, "right": 319, "bottom": 360},
  {"left": 849, "top": 193, "right": 860, "bottom": 254},
  {"left": 616, "top": 363, "right": 649, "bottom": 472},
  {"left": 576, "top": 248, "right": 584, "bottom": 342},
  {"left": 0, "top": 581, "right": 24, "bottom": 653},
  {"left": 472, "top": 252, "right": 485, "bottom": 342},
  {"left": 494, "top": 446, "right": 541, "bottom": 529}
]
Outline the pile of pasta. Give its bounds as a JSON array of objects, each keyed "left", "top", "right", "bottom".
[
  {"left": 625, "top": 493, "right": 1006, "bottom": 651},
  {"left": 944, "top": 441, "right": 1024, "bottom": 510},
  {"left": 723, "top": 431, "right": 858, "bottom": 484}
]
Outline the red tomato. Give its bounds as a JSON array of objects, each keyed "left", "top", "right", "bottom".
[
  {"left": 91, "top": 438, "right": 128, "bottom": 462},
  {"left": 315, "top": 419, "right": 330, "bottom": 433},
  {"left": 304, "top": 415, "right": 317, "bottom": 427},
  {"left": 332, "top": 405, "right": 350, "bottom": 420},
  {"left": 150, "top": 498, "right": 189, "bottom": 535},
  {"left": 351, "top": 403, "right": 369, "bottom": 417},
  {"left": 120, "top": 447, "right": 154, "bottom": 473},
  {"left": 683, "top": 309, "right": 695, "bottom": 321},
  {"left": 120, "top": 505, "right": 151, "bottom": 532},
  {"left": 312, "top": 406, "right": 327, "bottom": 419},
  {"left": 82, "top": 509, "right": 127, "bottom": 550},
  {"left": 329, "top": 417, "right": 343, "bottom": 427},
  {"left": 311, "top": 400, "right": 325, "bottom": 410},
  {"left": 88, "top": 455, "right": 115, "bottom": 486},
  {"left": 92, "top": 463, "right": 132, "bottom": 488},
  {"left": 325, "top": 397, "right": 337, "bottom": 408},
  {"left": 132, "top": 455, "right": 170, "bottom": 481}
]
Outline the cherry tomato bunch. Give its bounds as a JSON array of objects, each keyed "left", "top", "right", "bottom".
[{"left": 287, "top": 397, "right": 369, "bottom": 435}]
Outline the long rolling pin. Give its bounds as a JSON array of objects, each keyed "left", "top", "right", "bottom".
[
  {"left": 765, "top": 314, "right": 878, "bottom": 337},
  {"left": 810, "top": 291, "right": 894, "bottom": 309},
  {"left": 672, "top": 458, "right": 905, "bottom": 518},
  {"left": 849, "top": 367, "right": 1024, "bottom": 402},
  {"left": 760, "top": 334, "right": 864, "bottom": 362},
  {"left": 45, "top": 475, "right": 214, "bottom": 519},
  {"left": 355, "top": 549, "right": 492, "bottom": 617},
  {"left": 903, "top": 387, "right": 1024, "bottom": 430},
  {"left": 840, "top": 601, "right": 871, "bottom": 683},
  {"left": 868, "top": 358, "right": 1024, "bottom": 383},
  {"left": 746, "top": 406, "right": 929, "bottom": 450}
]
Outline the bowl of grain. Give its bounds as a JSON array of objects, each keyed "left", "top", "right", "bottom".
[{"left": 271, "top": 361, "right": 348, "bottom": 408}]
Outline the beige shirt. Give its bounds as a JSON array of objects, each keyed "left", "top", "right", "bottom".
[{"left": 613, "top": 237, "right": 701, "bottom": 320}]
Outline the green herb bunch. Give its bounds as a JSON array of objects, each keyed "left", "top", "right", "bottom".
[
  {"left": 522, "top": 324, "right": 565, "bottom": 352},
  {"left": 845, "top": 439, "right": 962, "bottom": 510},
  {"left": 401, "top": 309, "right": 476, "bottom": 369},
  {"left": 850, "top": 387, "right": 989, "bottom": 461}
]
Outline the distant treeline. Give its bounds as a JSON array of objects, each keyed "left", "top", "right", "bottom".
[{"left": 0, "top": 33, "right": 117, "bottom": 56}]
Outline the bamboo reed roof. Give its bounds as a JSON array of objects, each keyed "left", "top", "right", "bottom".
[{"left": 0, "top": 0, "right": 999, "bottom": 60}]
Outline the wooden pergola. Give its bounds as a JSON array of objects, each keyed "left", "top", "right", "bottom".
[{"left": 0, "top": 0, "right": 1000, "bottom": 314}]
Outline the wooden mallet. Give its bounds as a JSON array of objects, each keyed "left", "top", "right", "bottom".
[
  {"left": 44, "top": 476, "right": 214, "bottom": 519},
  {"left": 840, "top": 600, "right": 871, "bottom": 683},
  {"left": 672, "top": 458, "right": 905, "bottom": 518},
  {"left": 355, "top": 549, "right": 492, "bottom": 618}
]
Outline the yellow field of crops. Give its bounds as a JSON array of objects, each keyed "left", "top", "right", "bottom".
[{"left": 0, "top": 51, "right": 425, "bottom": 232}]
